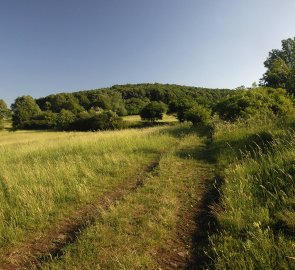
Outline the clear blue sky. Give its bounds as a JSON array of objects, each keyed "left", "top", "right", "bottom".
[{"left": 0, "top": 0, "right": 295, "bottom": 105}]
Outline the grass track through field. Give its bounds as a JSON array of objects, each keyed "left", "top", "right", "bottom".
[
  {"left": 0, "top": 126, "right": 182, "bottom": 269},
  {"left": 1, "top": 157, "right": 162, "bottom": 270},
  {"left": 38, "top": 129, "right": 216, "bottom": 270}
]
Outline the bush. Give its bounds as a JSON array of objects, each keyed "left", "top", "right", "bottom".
[
  {"left": 72, "top": 110, "right": 123, "bottom": 131},
  {"left": 215, "top": 87, "right": 294, "bottom": 121},
  {"left": 140, "top": 102, "right": 167, "bottom": 122},
  {"left": 183, "top": 105, "right": 211, "bottom": 126}
]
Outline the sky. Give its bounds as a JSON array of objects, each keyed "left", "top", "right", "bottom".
[{"left": 0, "top": 0, "right": 295, "bottom": 105}]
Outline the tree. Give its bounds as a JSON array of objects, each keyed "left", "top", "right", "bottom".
[
  {"left": 0, "top": 99, "right": 9, "bottom": 129},
  {"left": 140, "top": 102, "right": 166, "bottom": 122},
  {"left": 125, "top": 97, "right": 150, "bottom": 115},
  {"left": 261, "top": 37, "right": 295, "bottom": 94},
  {"left": 11, "top": 96, "right": 41, "bottom": 129},
  {"left": 168, "top": 99, "right": 195, "bottom": 122},
  {"left": 56, "top": 109, "right": 76, "bottom": 130},
  {"left": 47, "top": 93, "right": 83, "bottom": 113},
  {"left": 88, "top": 111, "right": 123, "bottom": 130},
  {"left": 0, "top": 99, "right": 9, "bottom": 119},
  {"left": 71, "top": 110, "right": 123, "bottom": 131}
]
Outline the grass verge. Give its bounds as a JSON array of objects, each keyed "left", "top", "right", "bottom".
[{"left": 206, "top": 115, "right": 295, "bottom": 269}]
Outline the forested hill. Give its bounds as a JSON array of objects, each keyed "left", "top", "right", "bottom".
[{"left": 35, "top": 83, "right": 231, "bottom": 116}]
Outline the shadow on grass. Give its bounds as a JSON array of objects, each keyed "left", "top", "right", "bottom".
[
  {"left": 175, "top": 131, "right": 222, "bottom": 269},
  {"left": 176, "top": 143, "right": 216, "bottom": 164},
  {"left": 123, "top": 120, "right": 178, "bottom": 129},
  {"left": 186, "top": 175, "right": 223, "bottom": 270},
  {"left": 172, "top": 125, "right": 222, "bottom": 269},
  {"left": 175, "top": 124, "right": 216, "bottom": 163}
]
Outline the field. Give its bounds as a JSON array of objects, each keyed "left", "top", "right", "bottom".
[
  {"left": 0, "top": 123, "right": 216, "bottom": 269},
  {"left": 1, "top": 113, "right": 295, "bottom": 269}
]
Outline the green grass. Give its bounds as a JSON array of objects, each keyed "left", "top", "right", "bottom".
[
  {"left": 0, "top": 126, "right": 185, "bottom": 261},
  {"left": 2, "top": 112, "right": 294, "bottom": 269},
  {"left": 0, "top": 119, "right": 12, "bottom": 131},
  {"left": 206, "top": 115, "right": 295, "bottom": 269},
  {"left": 37, "top": 127, "right": 213, "bottom": 269}
]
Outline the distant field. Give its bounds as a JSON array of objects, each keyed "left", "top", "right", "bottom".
[
  {"left": 2, "top": 119, "right": 11, "bottom": 130},
  {"left": 123, "top": 114, "right": 178, "bottom": 122}
]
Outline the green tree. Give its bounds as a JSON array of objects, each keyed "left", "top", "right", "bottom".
[
  {"left": 89, "top": 111, "right": 123, "bottom": 130},
  {"left": 72, "top": 110, "right": 123, "bottom": 131},
  {"left": 140, "top": 102, "right": 166, "bottom": 123},
  {"left": 11, "top": 96, "right": 41, "bottom": 129},
  {"left": 168, "top": 99, "right": 195, "bottom": 122},
  {"left": 56, "top": 109, "right": 76, "bottom": 130},
  {"left": 0, "top": 99, "right": 10, "bottom": 129},
  {"left": 125, "top": 97, "right": 150, "bottom": 115},
  {"left": 261, "top": 37, "right": 295, "bottom": 94},
  {"left": 48, "top": 93, "right": 83, "bottom": 113}
]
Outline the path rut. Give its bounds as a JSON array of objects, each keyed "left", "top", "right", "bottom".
[{"left": 1, "top": 157, "right": 162, "bottom": 270}]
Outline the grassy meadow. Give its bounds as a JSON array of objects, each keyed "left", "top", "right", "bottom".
[
  {"left": 40, "top": 128, "right": 214, "bottom": 269},
  {"left": 1, "top": 104, "right": 295, "bottom": 269},
  {"left": 0, "top": 125, "right": 186, "bottom": 263}
]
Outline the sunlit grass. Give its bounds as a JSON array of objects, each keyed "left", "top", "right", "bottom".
[
  {"left": 123, "top": 114, "right": 177, "bottom": 122},
  {"left": 41, "top": 129, "right": 212, "bottom": 269},
  {"left": 0, "top": 125, "right": 183, "bottom": 257}
]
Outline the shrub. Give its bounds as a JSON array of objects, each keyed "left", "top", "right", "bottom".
[
  {"left": 140, "top": 102, "right": 167, "bottom": 122},
  {"left": 215, "top": 87, "right": 294, "bottom": 121},
  {"left": 72, "top": 110, "right": 123, "bottom": 131},
  {"left": 183, "top": 104, "right": 211, "bottom": 126}
]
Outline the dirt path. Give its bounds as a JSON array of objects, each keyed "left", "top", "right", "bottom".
[
  {"left": 1, "top": 157, "right": 162, "bottom": 270},
  {"left": 155, "top": 138, "right": 219, "bottom": 270}
]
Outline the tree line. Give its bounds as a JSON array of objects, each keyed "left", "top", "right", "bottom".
[
  {"left": 1, "top": 36, "right": 294, "bottom": 131},
  {"left": 5, "top": 84, "right": 229, "bottom": 131}
]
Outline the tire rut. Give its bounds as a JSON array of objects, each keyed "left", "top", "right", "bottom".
[
  {"left": 1, "top": 156, "right": 162, "bottom": 270},
  {"left": 155, "top": 143, "right": 219, "bottom": 270}
]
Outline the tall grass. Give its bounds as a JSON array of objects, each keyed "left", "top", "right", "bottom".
[
  {"left": 207, "top": 115, "right": 295, "bottom": 269},
  {"left": 0, "top": 126, "right": 181, "bottom": 256},
  {"left": 40, "top": 128, "right": 213, "bottom": 269}
]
